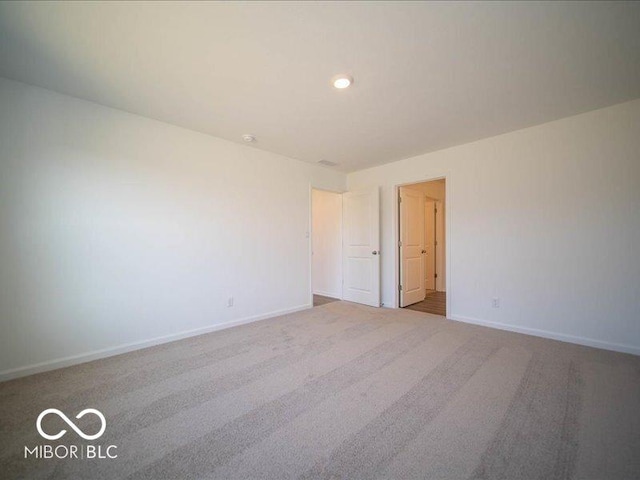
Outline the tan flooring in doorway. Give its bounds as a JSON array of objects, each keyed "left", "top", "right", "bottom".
[
  {"left": 405, "top": 290, "right": 446, "bottom": 316},
  {"left": 313, "top": 294, "right": 340, "bottom": 307}
]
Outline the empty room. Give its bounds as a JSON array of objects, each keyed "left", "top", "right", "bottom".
[{"left": 1, "top": 2, "right": 640, "bottom": 479}]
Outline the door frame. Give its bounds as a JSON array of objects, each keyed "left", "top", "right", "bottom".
[
  {"left": 393, "top": 175, "right": 451, "bottom": 317},
  {"left": 308, "top": 184, "right": 345, "bottom": 307}
]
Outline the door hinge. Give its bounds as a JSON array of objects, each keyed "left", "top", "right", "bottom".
[
  {"left": 435, "top": 207, "right": 437, "bottom": 213},
  {"left": 435, "top": 240, "right": 438, "bottom": 246},
  {"left": 399, "top": 285, "right": 403, "bottom": 291},
  {"left": 398, "top": 240, "right": 402, "bottom": 247},
  {"left": 435, "top": 273, "right": 438, "bottom": 278}
]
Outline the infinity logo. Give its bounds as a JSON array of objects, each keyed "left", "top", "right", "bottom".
[{"left": 36, "top": 408, "right": 106, "bottom": 441}]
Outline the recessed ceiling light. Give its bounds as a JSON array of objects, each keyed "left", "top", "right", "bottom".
[
  {"left": 242, "top": 134, "right": 256, "bottom": 143},
  {"left": 331, "top": 74, "right": 353, "bottom": 89}
]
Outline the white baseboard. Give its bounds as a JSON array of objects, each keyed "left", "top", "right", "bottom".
[
  {"left": 312, "top": 290, "right": 341, "bottom": 300},
  {"left": 0, "top": 303, "right": 312, "bottom": 382},
  {"left": 449, "top": 314, "right": 640, "bottom": 356}
]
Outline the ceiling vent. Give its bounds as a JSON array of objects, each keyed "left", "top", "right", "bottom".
[{"left": 318, "top": 159, "right": 338, "bottom": 167}]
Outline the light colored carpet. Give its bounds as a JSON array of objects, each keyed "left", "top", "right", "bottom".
[{"left": 1, "top": 301, "right": 639, "bottom": 479}]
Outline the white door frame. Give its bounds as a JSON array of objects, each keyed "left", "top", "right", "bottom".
[
  {"left": 308, "top": 184, "right": 345, "bottom": 307},
  {"left": 392, "top": 175, "right": 451, "bottom": 317}
]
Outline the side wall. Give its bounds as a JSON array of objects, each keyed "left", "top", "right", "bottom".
[
  {"left": 0, "top": 78, "right": 346, "bottom": 378},
  {"left": 348, "top": 99, "right": 640, "bottom": 354},
  {"left": 311, "top": 189, "right": 343, "bottom": 299}
]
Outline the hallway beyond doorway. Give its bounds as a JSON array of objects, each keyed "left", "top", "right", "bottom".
[
  {"left": 404, "top": 290, "right": 446, "bottom": 316},
  {"left": 313, "top": 295, "right": 339, "bottom": 307}
]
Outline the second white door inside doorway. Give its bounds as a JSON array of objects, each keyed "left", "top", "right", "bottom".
[
  {"left": 399, "top": 179, "right": 446, "bottom": 309},
  {"left": 425, "top": 199, "right": 436, "bottom": 291}
]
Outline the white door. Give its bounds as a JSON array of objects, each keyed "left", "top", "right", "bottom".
[
  {"left": 425, "top": 200, "right": 436, "bottom": 290},
  {"left": 342, "top": 188, "right": 380, "bottom": 307},
  {"left": 399, "top": 187, "right": 425, "bottom": 307},
  {"left": 435, "top": 200, "right": 446, "bottom": 292}
]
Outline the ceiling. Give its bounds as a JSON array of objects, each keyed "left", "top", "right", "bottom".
[{"left": 1, "top": 1, "right": 639, "bottom": 173}]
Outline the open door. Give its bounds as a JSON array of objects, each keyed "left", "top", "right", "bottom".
[
  {"left": 399, "top": 187, "right": 426, "bottom": 307},
  {"left": 435, "top": 200, "right": 446, "bottom": 292},
  {"left": 342, "top": 188, "right": 380, "bottom": 307}
]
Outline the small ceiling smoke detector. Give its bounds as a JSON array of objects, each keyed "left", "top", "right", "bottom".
[
  {"left": 331, "top": 74, "right": 353, "bottom": 89},
  {"left": 242, "top": 134, "right": 256, "bottom": 143},
  {"left": 318, "top": 159, "right": 338, "bottom": 167}
]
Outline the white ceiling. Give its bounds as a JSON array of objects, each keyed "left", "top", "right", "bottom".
[{"left": 1, "top": 1, "right": 639, "bottom": 172}]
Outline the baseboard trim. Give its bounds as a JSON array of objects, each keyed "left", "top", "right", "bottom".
[
  {"left": 449, "top": 314, "right": 640, "bottom": 356},
  {"left": 0, "top": 303, "right": 312, "bottom": 382}
]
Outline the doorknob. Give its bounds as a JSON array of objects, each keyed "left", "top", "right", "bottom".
[{"left": 372, "top": 250, "right": 379, "bottom": 255}]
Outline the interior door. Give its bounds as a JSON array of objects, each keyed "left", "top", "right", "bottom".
[
  {"left": 399, "top": 187, "right": 425, "bottom": 307},
  {"left": 342, "top": 188, "right": 380, "bottom": 307},
  {"left": 435, "top": 200, "right": 446, "bottom": 292},
  {"left": 425, "top": 200, "right": 436, "bottom": 290}
]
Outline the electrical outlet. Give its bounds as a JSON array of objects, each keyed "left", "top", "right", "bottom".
[
  {"left": 492, "top": 297, "right": 500, "bottom": 308},
  {"left": 227, "top": 296, "right": 234, "bottom": 307}
]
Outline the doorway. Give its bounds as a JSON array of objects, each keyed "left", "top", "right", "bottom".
[
  {"left": 311, "top": 188, "right": 342, "bottom": 306},
  {"left": 310, "top": 186, "right": 381, "bottom": 308},
  {"left": 398, "top": 179, "right": 447, "bottom": 316}
]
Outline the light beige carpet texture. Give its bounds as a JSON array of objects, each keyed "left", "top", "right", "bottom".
[{"left": 1, "top": 301, "right": 639, "bottom": 479}]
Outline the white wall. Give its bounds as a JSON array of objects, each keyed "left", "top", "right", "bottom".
[
  {"left": 348, "top": 98, "right": 640, "bottom": 354},
  {"left": 312, "top": 189, "right": 342, "bottom": 298},
  {"left": 0, "top": 78, "right": 346, "bottom": 378}
]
